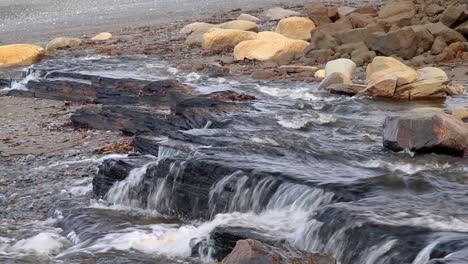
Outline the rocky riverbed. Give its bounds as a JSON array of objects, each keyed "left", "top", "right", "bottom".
[{"left": 1, "top": 0, "right": 468, "bottom": 264}]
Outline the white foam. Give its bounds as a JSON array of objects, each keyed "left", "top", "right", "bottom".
[
  {"left": 9, "top": 232, "right": 70, "bottom": 255},
  {"left": 277, "top": 113, "right": 336, "bottom": 129},
  {"left": 361, "top": 160, "right": 451, "bottom": 175},
  {"left": 2, "top": 70, "right": 40, "bottom": 91}
]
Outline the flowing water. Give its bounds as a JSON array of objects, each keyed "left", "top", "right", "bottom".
[{"left": 1, "top": 55, "right": 467, "bottom": 264}]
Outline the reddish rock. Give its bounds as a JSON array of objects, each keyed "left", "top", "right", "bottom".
[
  {"left": 222, "top": 239, "right": 335, "bottom": 264},
  {"left": 383, "top": 108, "right": 468, "bottom": 156}
]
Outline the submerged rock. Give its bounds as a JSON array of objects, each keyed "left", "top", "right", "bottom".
[
  {"left": 0, "top": 44, "right": 44, "bottom": 67},
  {"left": 383, "top": 108, "right": 468, "bottom": 156},
  {"left": 221, "top": 239, "right": 335, "bottom": 264}
]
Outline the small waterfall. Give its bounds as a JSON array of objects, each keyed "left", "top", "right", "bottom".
[
  {"left": 105, "top": 146, "right": 179, "bottom": 208},
  {"left": 209, "top": 173, "right": 334, "bottom": 217}
]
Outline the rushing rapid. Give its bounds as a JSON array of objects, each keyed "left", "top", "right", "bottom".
[{"left": 1, "top": 55, "right": 467, "bottom": 264}]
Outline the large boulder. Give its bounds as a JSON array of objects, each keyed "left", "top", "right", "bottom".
[
  {"left": 368, "top": 26, "right": 433, "bottom": 60},
  {"left": 324, "top": 58, "right": 356, "bottom": 80},
  {"left": 440, "top": 4, "right": 467, "bottom": 28},
  {"left": 46, "top": 37, "right": 81, "bottom": 54},
  {"left": 234, "top": 39, "right": 308, "bottom": 65},
  {"left": 360, "top": 56, "right": 418, "bottom": 98},
  {"left": 348, "top": 13, "right": 376, "bottom": 28},
  {"left": 0, "top": 44, "right": 44, "bottom": 67},
  {"left": 180, "top": 22, "right": 216, "bottom": 35},
  {"left": 91, "top": 32, "right": 112, "bottom": 41},
  {"left": 395, "top": 67, "right": 449, "bottom": 100},
  {"left": 383, "top": 108, "right": 468, "bottom": 156},
  {"left": 275, "top": 17, "right": 316, "bottom": 40},
  {"left": 304, "top": 29, "right": 339, "bottom": 53},
  {"left": 263, "top": 7, "right": 300, "bottom": 21},
  {"left": 218, "top": 20, "right": 259, "bottom": 32},
  {"left": 221, "top": 239, "right": 335, "bottom": 264},
  {"left": 202, "top": 29, "right": 257, "bottom": 50},
  {"left": 423, "top": 22, "right": 466, "bottom": 44},
  {"left": 306, "top": 3, "right": 332, "bottom": 26},
  {"left": 336, "top": 24, "right": 383, "bottom": 45},
  {"left": 317, "top": 17, "right": 353, "bottom": 33},
  {"left": 377, "top": 0, "right": 416, "bottom": 28}
]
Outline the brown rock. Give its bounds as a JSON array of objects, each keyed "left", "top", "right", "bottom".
[
  {"left": 423, "top": 22, "right": 466, "bottom": 44},
  {"left": 328, "top": 7, "right": 340, "bottom": 22},
  {"left": 440, "top": 4, "right": 466, "bottom": 28},
  {"left": 383, "top": 108, "right": 468, "bottom": 156},
  {"left": 425, "top": 4, "right": 444, "bottom": 17},
  {"left": 222, "top": 239, "right": 335, "bottom": 264},
  {"left": 306, "top": 3, "right": 332, "bottom": 26},
  {"left": 317, "top": 17, "right": 353, "bottom": 33},
  {"left": 348, "top": 13, "right": 376, "bottom": 29},
  {"left": 250, "top": 70, "right": 275, "bottom": 80},
  {"left": 431, "top": 36, "right": 447, "bottom": 55},
  {"left": 448, "top": 41, "right": 465, "bottom": 54},
  {"left": 306, "top": 28, "right": 339, "bottom": 51},
  {"left": 303, "top": 49, "right": 335, "bottom": 64},
  {"left": 326, "top": 83, "right": 366, "bottom": 95},
  {"left": 355, "top": 6, "right": 377, "bottom": 15},
  {"left": 377, "top": 0, "right": 416, "bottom": 28},
  {"left": 278, "top": 65, "right": 318, "bottom": 75},
  {"left": 336, "top": 42, "right": 367, "bottom": 55},
  {"left": 336, "top": 24, "right": 383, "bottom": 45}
]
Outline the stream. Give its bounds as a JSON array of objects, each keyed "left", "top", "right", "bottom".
[{"left": 1, "top": 55, "right": 468, "bottom": 264}]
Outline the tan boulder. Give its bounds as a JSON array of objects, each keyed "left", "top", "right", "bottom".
[
  {"left": 275, "top": 17, "right": 316, "bottom": 40},
  {"left": 234, "top": 39, "right": 308, "bottom": 65},
  {"left": 440, "top": 4, "right": 467, "bottom": 28},
  {"left": 396, "top": 67, "right": 449, "bottom": 100},
  {"left": 237, "top": 14, "right": 261, "bottom": 23},
  {"left": 91, "top": 32, "right": 112, "bottom": 41},
  {"left": 0, "top": 44, "right": 45, "bottom": 67},
  {"left": 218, "top": 20, "right": 259, "bottom": 32},
  {"left": 202, "top": 29, "right": 257, "bottom": 50},
  {"left": 46, "top": 37, "right": 81, "bottom": 54},
  {"left": 360, "top": 56, "right": 418, "bottom": 97},
  {"left": 180, "top": 22, "right": 216, "bottom": 35}
]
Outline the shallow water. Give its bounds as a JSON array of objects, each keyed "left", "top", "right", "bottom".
[{"left": 1, "top": 55, "right": 467, "bottom": 264}]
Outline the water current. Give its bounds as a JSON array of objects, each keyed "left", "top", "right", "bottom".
[{"left": 1, "top": 55, "right": 467, "bottom": 264}]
